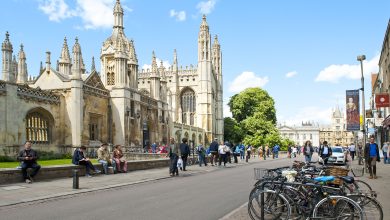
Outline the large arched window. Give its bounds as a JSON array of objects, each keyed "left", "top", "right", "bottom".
[
  {"left": 25, "top": 109, "right": 53, "bottom": 144},
  {"left": 181, "top": 88, "right": 196, "bottom": 125}
]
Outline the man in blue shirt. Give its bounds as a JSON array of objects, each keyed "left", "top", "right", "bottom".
[{"left": 364, "top": 136, "right": 380, "bottom": 179}]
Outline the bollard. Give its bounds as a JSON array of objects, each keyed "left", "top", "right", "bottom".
[{"left": 72, "top": 169, "right": 79, "bottom": 189}]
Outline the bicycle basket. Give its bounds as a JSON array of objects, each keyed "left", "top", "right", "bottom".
[{"left": 254, "top": 168, "right": 270, "bottom": 180}]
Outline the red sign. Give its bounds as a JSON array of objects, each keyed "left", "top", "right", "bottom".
[{"left": 375, "top": 93, "right": 390, "bottom": 108}]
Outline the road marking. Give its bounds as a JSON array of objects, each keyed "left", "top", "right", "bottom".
[
  {"left": 0, "top": 186, "right": 26, "bottom": 191},
  {"left": 219, "top": 202, "right": 248, "bottom": 220}
]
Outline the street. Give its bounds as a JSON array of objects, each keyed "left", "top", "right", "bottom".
[{"left": 0, "top": 157, "right": 291, "bottom": 220}]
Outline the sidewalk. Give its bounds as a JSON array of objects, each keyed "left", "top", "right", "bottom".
[
  {"left": 0, "top": 156, "right": 270, "bottom": 207},
  {"left": 222, "top": 154, "right": 390, "bottom": 220}
]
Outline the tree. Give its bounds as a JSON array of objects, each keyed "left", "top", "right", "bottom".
[
  {"left": 228, "top": 88, "right": 276, "bottom": 124},
  {"left": 223, "top": 117, "right": 244, "bottom": 145}
]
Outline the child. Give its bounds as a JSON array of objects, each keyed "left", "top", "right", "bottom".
[
  {"left": 345, "top": 151, "right": 352, "bottom": 169},
  {"left": 177, "top": 158, "right": 183, "bottom": 171}
]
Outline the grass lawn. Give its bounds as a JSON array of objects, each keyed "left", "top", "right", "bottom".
[{"left": 0, "top": 159, "right": 99, "bottom": 169}]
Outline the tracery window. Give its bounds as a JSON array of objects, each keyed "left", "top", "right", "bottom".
[
  {"left": 107, "top": 72, "right": 115, "bottom": 85},
  {"left": 26, "top": 111, "right": 51, "bottom": 144},
  {"left": 181, "top": 89, "right": 196, "bottom": 125}
]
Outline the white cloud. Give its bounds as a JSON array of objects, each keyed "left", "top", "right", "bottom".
[
  {"left": 76, "top": 0, "right": 115, "bottom": 29},
  {"left": 286, "top": 71, "right": 297, "bottom": 78},
  {"left": 229, "top": 71, "right": 269, "bottom": 93},
  {"left": 315, "top": 54, "right": 379, "bottom": 83},
  {"left": 142, "top": 58, "right": 171, "bottom": 71},
  {"left": 170, "top": 9, "right": 186, "bottom": 21},
  {"left": 278, "top": 106, "right": 333, "bottom": 126},
  {"left": 196, "top": 0, "right": 217, "bottom": 15},
  {"left": 223, "top": 99, "right": 232, "bottom": 118},
  {"left": 38, "top": 0, "right": 77, "bottom": 22},
  {"left": 38, "top": 0, "right": 133, "bottom": 29}
]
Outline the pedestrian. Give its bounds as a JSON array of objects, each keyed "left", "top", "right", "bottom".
[
  {"left": 225, "top": 142, "right": 232, "bottom": 163},
  {"left": 348, "top": 143, "right": 356, "bottom": 161},
  {"left": 151, "top": 142, "right": 157, "bottom": 154},
  {"left": 218, "top": 141, "right": 228, "bottom": 166},
  {"left": 287, "top": 146, "right": 292, "bottom": 158},
  {"left": 233, "top": 144, "right": 240, "bottom": 163},
  {"left": 17, "top": 141, "right": 41, "bottom": 183},
  {"left": 209, "top": 138, "right": 219, "bottom": 166},
  {"left": 167, "top": 137, "right": 179, "bottom": 176},
  {"left": 364, "top": 136, "right": 380, "bottom": 179},
  {"left": 292, "top": 146, "right": 297, "bottom": 158},
  {"left": 303, "top": 140, "right": 314, "bottom": 163},
  {"left": 196, "top": 144, "right": 207, "bottom": 166},
  {"left": 246, "top": 145, "right": 252, "bottom": 162},
  {"left": 72, "top": 146, "right": 101, "bottom": 177},
  {"left": 382, "top": 142, "right": 388, "bottom": 164},
  {"left": 112, "top": 145, "right": 127, "bottom": 173},
  {"left": 273, "top": 144, "right": 280, "bottom": 159},
  {"left": 239, "top": 143, "right": 245, "bottom": 160},
  {"left": 263, "top": 145, "right": 267, "bottom": 160},
  {"left": 319, "top": 141, "right": 332, "bottom": 165},
  {"left": 180, "top": 138, "right": 190, "bottom": 171},
  {"left": 265, "top": 145, "right": 270, "bottom": 157},
  {"left": 258, "top": 146, "right": 263, "bottom": 158}
]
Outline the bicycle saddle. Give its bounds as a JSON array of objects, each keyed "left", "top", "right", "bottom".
[{"left": 339, "top": 176, "right": 354, "bottom": 184}]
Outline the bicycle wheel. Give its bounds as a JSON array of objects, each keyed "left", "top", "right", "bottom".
[
  {"left": 313, "top": 195, "right": 364, "bottom": 220},
  {"left": 248, "top": 190, "right": 291, "bottom": 220},
  {"left": 348, "top": 194, "right": 383, "bottom": 220},
  {"left": 354, "top": 180, "right": 373, "bottom": 194}
]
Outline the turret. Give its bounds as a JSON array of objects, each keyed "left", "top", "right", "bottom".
[
  {"left": 12, "top": 55, "right": 18, "bottom": 82},
  {"left": 71, "top": 37, "right": 83, "bottom": 79},
  {"left": 113, "top": 0, "right": 124, "bottom": 30},
  {"left": 17, "top": 44, "right": 28, "bottom": 83},
  {"left": 150, "top": 51, "right": 161, "bottom": 100},
  {"left": 2, "top": 31, "right": 13, "bottom": 81},
  {"left": 212, "top": 35, "right": 222, "bottom": 80},
  {"left": 173, "top": 49, "right": 178, "bottom": 73},
  {"left": 198, "top": 15, "right": 211, "bottom": 62},
  {"left": 91, "top": 56, "right": 96, "bottom": 72},
  {"left": 59, "top": 37, "right": 71, "bottom": 75},
  {"left": 45, "top": 51, "right": 51, "bottom": 73}
]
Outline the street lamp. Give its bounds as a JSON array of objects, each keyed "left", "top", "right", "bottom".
[{"left": 357, "top": 55, "right": 366, "bottom": 147}]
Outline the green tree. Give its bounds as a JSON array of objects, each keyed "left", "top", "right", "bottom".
[
  {"left": 228, "top": 88, "right": 276, "bottom": 124},
  {"left": 223, "top": 117, "right": 244, "bottom": 145}
]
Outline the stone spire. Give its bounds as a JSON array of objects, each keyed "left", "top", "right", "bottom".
[
  {"left": 71, "top": 37, "right": 83, "bottom": 79},
  {"left": 12, "top": 55, "right": 18, "bottom": 81},
  {"left": 200, "top": 15, "right": 209, "bottom": 31},
  {"left": 113, "top": 0, "right": 124, "bottom": 30},
  {"left": 151, "top": 51, "right": 158, "bottom": 74},
  {"left": 59, "top": 37, "right": 71, "bottom": 75},
  {"left": 173, "top": 49, "right": 178, "bottom": 72},
  {"left": 45, "top": 51, "right": 51, "bottom": 73},
  {"left": 39, "top": 61, "right": 43, "bottom": 74},
  {"left": 2, "top": 31, "right": 13, "bottom": 81},
  {"left": 198, "top": 15, "right": 211, "bottom": 62},
  {"left": 91, "top": 56, "right": 96, "bottom": 72},
  {"left": 17, "top": 44, "right": 28, "bottom": 83}
]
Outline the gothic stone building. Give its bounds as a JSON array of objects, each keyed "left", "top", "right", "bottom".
[{"left": 0, "top": 0, "right": 223, "bottom": 155}]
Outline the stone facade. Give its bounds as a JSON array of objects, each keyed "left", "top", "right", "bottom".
[
  {"left": 278, "top": 122, "right": 320, "bottom": 147},
  {"left": 0, "top": 0, "right": 223, "bottom": 156},
  {"left": 319, "top": 106, "right": 355, "bottom": 146}
]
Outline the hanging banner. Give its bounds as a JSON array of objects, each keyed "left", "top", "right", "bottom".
[
  {"left": 346, "top": 90, "right": 360, "bottom": 131},
  {"left": 375, "top": 93, "right": 390, "bottom": 108}
]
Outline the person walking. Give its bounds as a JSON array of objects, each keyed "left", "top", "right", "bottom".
[
  {"left": 263, "top": 145, "right": 267, "bottom": 160},
  {"left": 265, "top": 145, "right": 270, "bottom": 157},
  {"left": 319, "top": 141, "right": 332, "bottom": 165},
  {"left": 382, "top": 142, "right": 388, "bottom": 164},
  {"left": 151, "top": 142, "right": 157, "bottom": 154},
  {"left": 246, "top": 145, "right": 252, "bottom": 162},
  {"left": 17, "top": 141, "right": 41, "bottom": 183},
  {"left": 303, "top": 140, "right": 314, "bottom": 163},
  {"left": 287, "top": 146, "right": 292, "bottom": 158},
  {"left": 167, "top": 137, "right": 179, "bottom": 176},
  {"left": 348, "top": 143, "right": 356, "bottom": 161},
  {"left": 218, "top": 141, "right": 228, "bottom": 166},
  {"left": 180, "top": 138, "right": 190, "bottom": 171},
  {"left": 209, "top": 138, "right": 219, "bottom": 166},
  {"left": 239, "top": 143, "right": 245, "bottom": 160},
  {"left": 233, "top": 144, "right": 240, "bottom": 163},
  {"left": 196, "top": 144, "right": 207, "bottom": 167},
  {"left": 364, "top": 137, "right": 380, "bottom": 179},
  {"left": 292, "top": 146, "right": 297, "bottom": 158},
  {"left": 273, "top": 144, "right": 280, "bottom": 159}
]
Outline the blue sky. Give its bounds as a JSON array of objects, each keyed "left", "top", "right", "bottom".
[{"left": 1, "top": 0, "right": 389, "bottom": 125}]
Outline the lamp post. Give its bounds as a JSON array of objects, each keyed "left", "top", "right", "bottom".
[{"left": 357, "top": 55, "right": 366, "bottom": 147}]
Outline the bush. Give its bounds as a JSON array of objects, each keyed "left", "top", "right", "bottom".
[
  {"left": 0, "top": 155, "right": 17, "bottom": 162},
  {"left": 36, "top": 151, "right": 72, "bottom": 160}
]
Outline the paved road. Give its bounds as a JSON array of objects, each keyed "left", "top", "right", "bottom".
[{"left": 0, "top": 158, "right": 291, "bottom": 220}]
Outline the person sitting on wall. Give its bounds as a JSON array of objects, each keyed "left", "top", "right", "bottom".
[
  {"left": 112, "top": 145, "right": 127, "bottom": 173},
  {"left": 17, "top": 141, "right": 41, "bottom": 184},
  {"left": 72, "top": 145, "right": 101, "bottom": 177},
  {"left": 97, "top": 143, "right": 116, "bottom": 174}
]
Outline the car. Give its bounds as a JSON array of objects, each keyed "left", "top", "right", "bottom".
[{"left": 318, "top": 146, "right": 346, "bottom": 165}]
